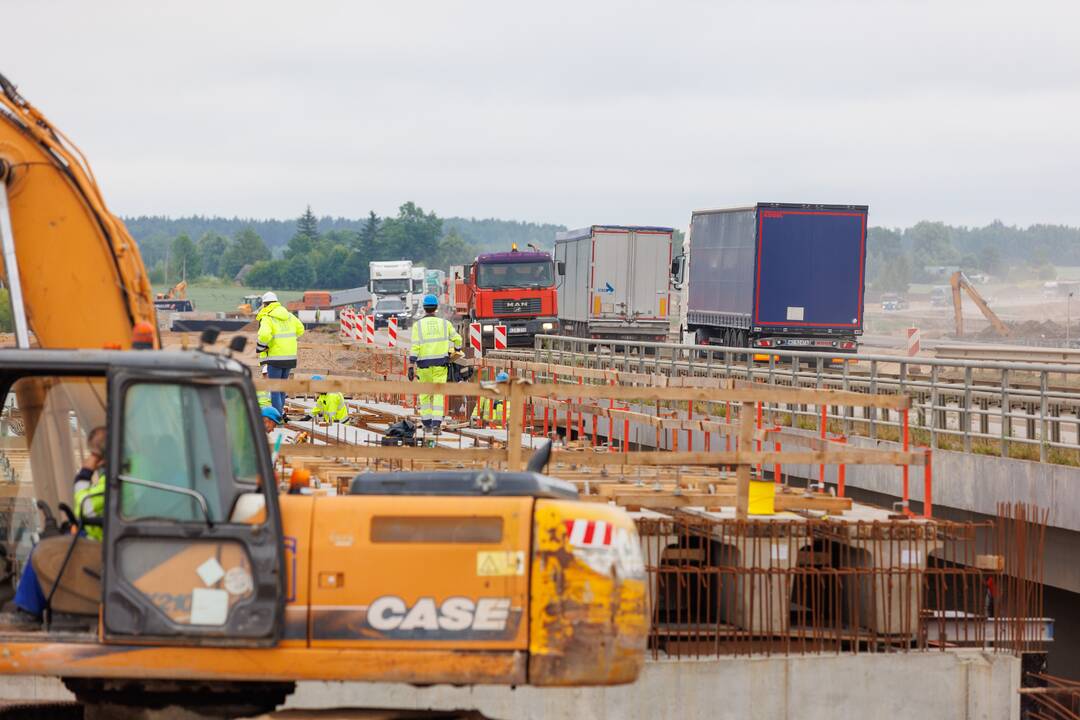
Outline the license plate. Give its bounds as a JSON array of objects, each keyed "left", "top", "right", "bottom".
[
  {"left": 786, "top": 339, "right": 812, "bottom": 346},
  {"left": 508, "top": 326, "right": 528, "bottom": 334}
]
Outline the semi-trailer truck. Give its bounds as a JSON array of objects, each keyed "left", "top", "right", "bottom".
[
  {"left": 369, "top": 260, "right": 413, "bottom": 307},
  {"left": 554, "top": 225, "right": 673, "bottom": 342},
  {"left": 673, "top": 203, "right": 868, "bottom": 352}
]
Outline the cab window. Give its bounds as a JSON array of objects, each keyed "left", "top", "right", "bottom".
[{"left": 120, "top": 382, "right": 265, "bottom": 525}]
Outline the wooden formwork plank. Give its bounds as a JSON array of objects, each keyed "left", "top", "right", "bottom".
[
  {"left": 548, "top": 448, "right": 924, "bottom": 468},
  {"left": 257, "top": 378, "right": 912, "bottom": 410},
  {"left": 279, "top": 445, "right": 507, "bottom": 463}
]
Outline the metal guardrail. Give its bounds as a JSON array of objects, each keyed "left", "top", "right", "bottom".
[{"left": 529, "top": 335, "right": 1080, "bottom": 463}]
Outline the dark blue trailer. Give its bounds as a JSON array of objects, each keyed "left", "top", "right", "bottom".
[{"left": 677, "top": 203, "right": 868, "bottom": 351}]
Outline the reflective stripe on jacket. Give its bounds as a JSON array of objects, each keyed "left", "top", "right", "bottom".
[
  {"left": 471, "top": 396, "right": 506, "bottom": 423},
  {"left": 314, "top": 393, "right": 349, "bottom": 423},
  {"left": 257, "top": 302, "right": 305, "bottom": 363},
  {"left": 257, "top": 390, "right": 272, "bottom": 408},
  {"left": 409, "top": 316, "right": 462, "bottom": 367},
  {"left": 73, "top": 471, "right": 105, "bottom": 542}
]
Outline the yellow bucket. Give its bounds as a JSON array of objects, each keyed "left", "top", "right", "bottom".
[{"left": 748, "top": 480, "right": 776, "bottom": 515}]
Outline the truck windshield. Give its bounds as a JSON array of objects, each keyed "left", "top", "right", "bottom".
[
  {"left": 372, "top": 279, "right": 410, "bottom": 294},
  {"left": 377, "top": 299, "right": 406, "bottom": 312},
  {"left": 476, "top": 261, "right": 554, "bottom": 289}
]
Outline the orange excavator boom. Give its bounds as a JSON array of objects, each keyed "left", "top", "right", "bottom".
[
  {"left": 0, "top": 72, "right": 158, "bottom": 349},
  {"left": 950, "top": 271, "right": 1010, "bottom": 337}
]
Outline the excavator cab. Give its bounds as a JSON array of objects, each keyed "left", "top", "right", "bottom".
[{"left": 0, "top": 349, "right": 285, "bottom": 646}]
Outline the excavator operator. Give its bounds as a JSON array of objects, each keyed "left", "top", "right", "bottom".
[
  {"left": 12, "top": 427, "right": 107, "bottom": 623},
  {"left": 407, "top": 294, "right": 462, "bottom": 436}
]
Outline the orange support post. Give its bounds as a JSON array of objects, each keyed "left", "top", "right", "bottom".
[
  {"left": 922, "top": 447, "right": 933, "bottom": 518},
  {"left": 833, "top": 435, "right": 847, "bottom": 496},
  {"left": 543, "top": 406, "right": 549, "bottom": 437},
  {"left": 901, "top": 408, "right": 911, "bottom": 514},
  {"left": 818, "top": 404, "right": 827, "bottom": 486},
  {"left": 687, "top": 400, "right": 693, "bottom": 452},
  {"left": 623, "top": 418, "right": 630, "bottom": 453},
  {"left": 756, "top": 402, "right": 763, "bottom": 477},
  {"left": 591, "top": 414, "right": 598, "bottom": 447}
]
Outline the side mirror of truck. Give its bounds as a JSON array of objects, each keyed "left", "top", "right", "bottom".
[
  {"left": 556, "top": 261, "right": 566, "bottom": 276},
  {"left": 670, "top": 255, "right": 685, "bottom": 287}
]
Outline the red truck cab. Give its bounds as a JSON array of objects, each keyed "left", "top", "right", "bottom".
[{"left": 453, "top": 247, "right": 559, "bottom": 347}]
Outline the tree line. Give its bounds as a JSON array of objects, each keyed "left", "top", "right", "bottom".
[
  {"left": 866, "top": 220, "right": 1079, "bottom": 293},
  {"left": 134, "top": 202, "right": 530, "bottom": 290}
]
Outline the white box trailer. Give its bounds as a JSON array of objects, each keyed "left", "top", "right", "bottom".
[{"left": 554, "top": 225, "right": 673, "bottom": 342}]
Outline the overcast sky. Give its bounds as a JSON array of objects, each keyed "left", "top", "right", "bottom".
[{"left": 5, "top": 1, "right": 1080, "bottom": 230}]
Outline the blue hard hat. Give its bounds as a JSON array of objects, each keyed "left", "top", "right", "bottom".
[
  {"left": 422, "top": 294, "right": 439, "bottom": 308},
  {"left": 311, "top": 375, "right": 323, "bottom": 381},
  {"left": 261, "top": 406, "right": 283, "bottom": 424},
  {"left": 496, "top": 371, "right": 509, "bottom": 382}
]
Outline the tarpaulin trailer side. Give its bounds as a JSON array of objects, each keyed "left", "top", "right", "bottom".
[{"left": 683, "top": 203, "right": 868, "bottom": 351}]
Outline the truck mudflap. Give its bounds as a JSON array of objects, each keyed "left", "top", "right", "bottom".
[{"left": 528, "top": 500, "right": 648, "bottom": 686}]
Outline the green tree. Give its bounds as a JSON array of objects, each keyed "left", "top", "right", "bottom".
[
  {"left": 282, "top": 255, "right": 316, "bottom": 290},
  {"left": 313, "top": 245, "right": 353, "bottom": 288},
  {"left": 168, "top": 234, "right": 201, "bottom": 281},
  {"left": 378, "top": 202, "right": 442, "bottom": 262},
  {"left": 297, "top": 205, "right": 319, "bottom": 239},
  {"left": 197, "top": 232, "right": 227, "bottom": 277},
  {"left": 433, "top": 230, "right": 476, "bottom": 267},
  {"left": 877, "top": 253, "right": 911, "bottom": 293},
  {"left": 908, "top": 221, "right": 958, "bottom": 275},
  {"left": 223, "top": 227, "right": 271, "bottom": 279},
  {"left": 245, "top": 259, "right": 286, "bottom": 287}
]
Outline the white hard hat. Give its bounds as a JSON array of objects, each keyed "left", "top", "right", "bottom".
[{"left": 262, "top": 291, "right": 278, "bottom": 303}]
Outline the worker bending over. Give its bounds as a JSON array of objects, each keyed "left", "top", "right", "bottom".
[
  {"left": 472, "top": 371, "right": 510, "bottom": 426},
  {"left": 309, "top": 375, "right": 348, "bottom": 423},
  {"left": 256, "top": 291, "right": 305, "bottom": 416},
  {"left": 408, "top": 294, "right": 462, "bottom": 435}
]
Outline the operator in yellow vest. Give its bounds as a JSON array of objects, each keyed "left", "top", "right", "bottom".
[
  {"left": 256, "top": 291, "right": 305, "bottom": 416},
  {"left": 309, "top": 375, "right": 349, "bottom": 423},
  {"left": 13, "top": 426, "right": 107, "bottom": 620},
  {"left": 408, "top": 294, "right": 462, "bottom": 435},
  {"left": 472, "top": 371, "right": 509, "bottom": 426}
]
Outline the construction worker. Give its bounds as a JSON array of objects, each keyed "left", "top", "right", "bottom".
[
  {"left": 262, "top": 405, "right": 284, "bottom": 433},
  {"left": 408, "top": 294, "right": 462, "bottom": 436},
  {"left": 472, "top": 371, "right": 510, "bottom": 426},
  {"left": 309, "top": 375, "right": 348, "bottom": 424},
  {"left": 256, "top": 291, "right": 305, "bottom": 416},
  {"left": 12, "top": 427, "right": 107, "bottom": 621}
]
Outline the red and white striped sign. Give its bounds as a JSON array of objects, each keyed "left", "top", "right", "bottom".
[
  {"left": 493, "top": 325, "right": 507, "bottom": 350},
  {"left": 564, "top": 519, "right": 613, "bottom": 547},
  {"left": 365, "top": 314, "right": 375, "bottom": 344},
  {"left": 387, "top": 317, "right": 398, "bottom": 348},
  {"left": 358, "top": 310, "right": 371, "bottom": 343},
  {"left": 339, "top": 308, "right": 354, "bottom": 342},
  {"left": 469, "top": 322, "right": 482, "bottom": 356},
  {"left": 906, "top": 326, "right": 921, "bottom": 357}
]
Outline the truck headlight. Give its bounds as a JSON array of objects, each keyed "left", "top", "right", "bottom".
[
  {"left": 542, "top": 322, "right": 554, "bottom": 330},
  {"left": 482, "top": 324, "right": 494, "bottom": 332}
]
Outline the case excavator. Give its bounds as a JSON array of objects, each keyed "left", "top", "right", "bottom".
[{"left": 0, "top": 73, "right": 647, "bottom": 716}]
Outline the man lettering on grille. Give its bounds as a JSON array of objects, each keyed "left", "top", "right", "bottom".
[{"left": 408, "top": 294, "right": 462, "bottom": 438}]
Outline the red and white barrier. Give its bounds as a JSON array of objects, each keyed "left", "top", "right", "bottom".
[
  {"left": 469, "top": 322, "right": 482, "bottom": 357},
  {"left": 339, "top": 308, "right": 354, "bottom": 342},
  {"left": 353, "top": 311, "right": 364, "bottom": 343},
  {"left": 493, "top": 325, "right": 507, "bottom": 351},
  {"left": 365, "top": 314, "right": 375, "bottom": 345},
  {"left": 387, "top": 317, "right": 398, "bottom": 348},
  {"left": 906, "top": 326, "right": 921, "bottom": 357}
]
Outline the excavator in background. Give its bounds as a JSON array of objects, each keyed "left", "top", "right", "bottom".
[
  {"left": 950, "top": 270, "right": 1010, "bottom": 338},
  {"left": 0, "top": 72, "right": 647, "bottom": 717}
]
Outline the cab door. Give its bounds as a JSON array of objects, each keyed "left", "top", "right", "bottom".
[{"left": 102, "top": 371, "right": 284, "bottom": 646}]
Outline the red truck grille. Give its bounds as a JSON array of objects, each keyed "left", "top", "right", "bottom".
[{"left": 493, "top": 298, "right": 541, "bottom": 315}]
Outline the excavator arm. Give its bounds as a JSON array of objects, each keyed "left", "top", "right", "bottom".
[
  {"left": 0, "top": 72, "right": 158, "bottom": 349},
  {"left": 950, "top": 270, "right": 1010, "bottom": 337}
]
